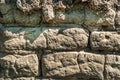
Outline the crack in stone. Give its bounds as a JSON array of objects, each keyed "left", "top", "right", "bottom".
[{"left": 103, "top": 54, "right": 107, "bottom": 80}]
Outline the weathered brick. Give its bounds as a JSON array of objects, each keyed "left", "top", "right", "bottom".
[{"left": 105, "top": 55, "right": 120, "bottom": 80}]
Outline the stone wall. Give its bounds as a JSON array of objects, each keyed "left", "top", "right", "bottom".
[{"left": 0, "top": 0, "right": 120, "bottom": 80}]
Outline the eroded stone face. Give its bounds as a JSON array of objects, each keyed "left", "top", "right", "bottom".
[
  {"left": 0, "top": 27, "right": 47, "bottom": 54},
  {"left": 0, "top": 30, "right": 29, "bottom": 54},
  {"left": 42, "top": 51, "right": 104, "bottom": 80},
  {"left": 0, "top": 27, "right": 88, "bottom": 54},
  {"left": 0, "top": 54, "right": 38, "bottom": 77},
  {"left": 0, "top": 0, "right": 117, "bottom": 28},
  {"left": 42, "top": 4, "right": 55, "bottom": 23},
  {"left": 85, "top": 7, "right": 116, "bottom": 27},
  {"left": 105, "top": 55, "right": 120, "bottom": 80},
  {"left": 0, "top": 0, "right": 120, "bottom": 80},
  {"left": 42, "top": 52, "right": 79, "bottom": 78},
  {"left": 90, "top": 31, "right": 120, "bottom": 51},
  {"left": 43, "top": 28, "right": 88, "bottom": 51},
  {"left": 16, "top": 0, "right": 41, "bottom": 12}
]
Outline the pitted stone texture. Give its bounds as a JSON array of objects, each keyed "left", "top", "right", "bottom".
[
  {"left": 42, "top": 4, "right": 55, "bottom": 23},
  {"left": 91, "top": 31, "right": 120, "bottom": 51},
  {"left": 43, "top": 28, "right": 88, "bottom": 51},
  {"left": 42, "top": 52, "right": 79, "bottom": 78},
  {"left": 0, "top": 30, "right": 30, "bottom": 54},
  {"left": 42, "top": 51, "right": 104, "bottom": 80},
  {"left": 74, "top": 0, "right": 118, "bottom": 10},
  {"left": 0, "top": 54, "right": 38, "bottom": 77},
  {"left": 0, "top": 0, "right": 117, "bottom": 28},
  {"left": 105, "top": 55, "right": 120, "bottom": 80},
  {"left": 0, "top": 27, "right": 87, "bottom": 54},
  {"left": 16, "top": 0, "right": 41, "bottom": 12},
  {"left": 77, "top": 51, "right": 105, "bottom": 80},
  {"left": 0, "top": 28, "right": 47, "bottom": 54}
]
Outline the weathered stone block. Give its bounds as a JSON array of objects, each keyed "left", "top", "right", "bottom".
[
  {"left": 85, "top": 8, "right": 116, "bottom": 27},
  {"left": 77, "top": 51, "right": 104, "bottom": 80},
  {"left": 0, "top": 27, "right": 47, "bottom": 54},
  {"left": 43, "top": 28, "right": 88, "bottom": 51},
  {"left": 0, "top": 30, "right": 28, "bottom": 54},
  {"left": 0, "top": 1, "right": 120, "bottom": 80},
  {"left": 105, "top": 55, "right": 120, "bottom": 80},
  {"left": 91, "top": 31, "right": 120, "bottom": 51},
  {"left": 16, "top": 0, "right": 40, "bottom": 12},
  {"left": 42, "top": 52, "right": 80, "bottom": 78},
  {"left": 0, "top": 26, "right": 74, "bottom": 56},
  {"left": 42, "top": 4, "right": 54, "bottom": 23},
  {"left": 0, "top": 0, "right": 116, "bottom": 28},
  {"left": 0, "top": 54, "right": 38, "bottom": 77},
  {"left": 42, "top": 51, "right": 104, "bottom": 80}
]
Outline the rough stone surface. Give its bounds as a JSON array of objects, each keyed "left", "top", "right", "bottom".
[
  {"left": 0, "top": 53, "right": 38, "bottom": 78},
  {"left": 42, "top": 51, "right": 104, "bottom": 80},
  {"left": 105, "top": 55, "right": 120, "bottom": 80},
  {"left": 0, "top": 26, "right": 88, "bottom": 53},
  {"left": 16, "top": 0, "right": 41, "bottom": 12},
  {"left": 0, "top": 0, "right": 117, "bottom": 28},
  {"left": 0, "top": 0, "right": 120, "bottom": 80},
  {"left": 0, "top": 30, "right": 31, "bottom": 54},
  {"left": 85, "top": 7, "right": 116, "bottom": 27},
  {"left": 91, "top": 31, "right": 120, "bottom": 51},
  {"left": 32, "top": 33, "right": 47, "bottom": 49},
  {"left": 43, "top": 28, "right": 88, "bottom": 51}
]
